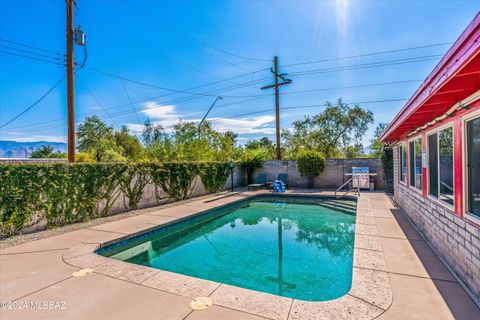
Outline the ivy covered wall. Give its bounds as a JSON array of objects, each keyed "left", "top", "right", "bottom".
[{"left": 0, "top": 162, "right": 244, "bottom": 237}]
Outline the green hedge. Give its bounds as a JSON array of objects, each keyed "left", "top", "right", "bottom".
[{"left": 0, "top": 161, "right": 231, "bottom": 237}]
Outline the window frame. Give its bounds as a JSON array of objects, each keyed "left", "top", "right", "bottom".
[
  {"left": 408, "top": 135, "right": 423, "bottom": 192},
  {"left": 463, "top": 109, "right": 480, "bottom": 225},
  {"left": 426, "top": 123, "right": 454, "bottom": 209},
  {"left": 398, "top": 143, "right": 407, "bottom": 185}
]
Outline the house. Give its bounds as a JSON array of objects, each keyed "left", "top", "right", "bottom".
[{"left": 381, "top": 12, "right": 480, "bottom": 299}]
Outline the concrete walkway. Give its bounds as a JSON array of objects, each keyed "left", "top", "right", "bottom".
[{"left": 0, "top": 191, "right": 479, "bottom": 320}]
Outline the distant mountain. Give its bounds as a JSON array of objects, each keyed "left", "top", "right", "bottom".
[{"left": 0, "top": 140, "right": 67, "bottom": 158}]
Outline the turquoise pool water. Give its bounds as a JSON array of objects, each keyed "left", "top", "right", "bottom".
[{"left": 97, "top": 195, "right": 356, "bottom": 301}]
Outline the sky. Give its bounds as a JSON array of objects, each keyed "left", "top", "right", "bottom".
[{"left": 0, "top": 0, "right": 479, "bottom": 147}]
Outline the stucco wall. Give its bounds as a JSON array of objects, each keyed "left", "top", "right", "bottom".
[
  {"left": 392, "top": 145, "right": 480, "bottom": 299},
  {"left": 253, "top": 158, "right": 386, "bottom": 190}
]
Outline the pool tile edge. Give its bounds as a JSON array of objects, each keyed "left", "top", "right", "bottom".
[{"left": 61, "top": 192, "right": 393, "bottom": 320}]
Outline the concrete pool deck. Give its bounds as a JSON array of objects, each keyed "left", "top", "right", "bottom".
[{"left": 1, "top": 190, "right": 479, "bottom": 320}]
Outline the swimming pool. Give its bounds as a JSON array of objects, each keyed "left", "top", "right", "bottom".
[{"left": 96, "top": 195, "right": 357, "bottom": 301}]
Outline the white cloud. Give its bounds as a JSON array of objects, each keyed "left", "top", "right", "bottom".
[
  {"left": 127, "top": 101, "right": 275, "bottom": 135},
  {"left": 208, "top": 116, "right": 275, "bottom": 134},
  {"left": 8, "top": 135, "right": 67, "bottom": 143}
]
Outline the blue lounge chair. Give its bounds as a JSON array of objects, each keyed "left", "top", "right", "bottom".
[{"left": 248, "top": 173, "right": 267, "bottom": 190}]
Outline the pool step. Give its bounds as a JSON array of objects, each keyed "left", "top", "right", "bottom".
[
  {"left": 316, "top": 201, "right": 356, "bottom": 215},
  {"left": 322, "top": 200, "right": 356, "bottom": 211}
]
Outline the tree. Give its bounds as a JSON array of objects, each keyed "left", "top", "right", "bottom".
[
  {"left": 142, "top": 120, "right": 241, "bottom": 162},
  {"left": 297, "top": 150, "right": 325, "bottom": 188},
  {"left": 344, "top": 144, "right": 364, "bottom": 158},
  {"left": 77, "top": 116, "right": 124, "bottom": 162},
  {"left": 115, "top": 125, "right": 143, "bottom": 160},
  {"left": 30, "top": 146, "right": 66, "bottom": 159},
  {"left": 370, "top": 123, "right": 393, "bottom": 171},
  {"left": 239, "top": 149, "right": 265, "bottom": 184},
  {"left": 245, "top": 137, "right": 275, "bottom": 159},
  {"left": 282, "top": 98, "right": 374, "bottom": 158}
]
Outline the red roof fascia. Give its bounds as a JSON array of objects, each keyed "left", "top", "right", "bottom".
[{"left": 380, "top": 12, "right": 480, "bottom": 142}]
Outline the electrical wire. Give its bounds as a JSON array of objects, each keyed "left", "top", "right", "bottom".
[
  {"left": 119, "top": 0, "right": 268, "bottom": 65},
  {"left": 289, "top": 54, "right": 443, "bottom": 76},
  {"left": 0, "top": 44, "right": 64, "bottom": 62},
  {"left": 2, "top": 77, "right": 421, "bottom": 133},
  {"left": 75, "top": 75, "right": 119, "bottom": 128},
  {"left": 0, "top": 50, "right": 64, "bottom": 66},
  {"left": 0, "top": 75, "right": 66, "bottom": 129},
  {"left": 85, "top": 66, "right": 272, "bottom": 98},
  {"left": 0, "top": 37, "right": 65, "bottom": 57},
  {"left": 86, "top": 10, "right": 143, "bottom": 124},
  {"left": 281, "top": 42, "right": 453, "bottom": 68},
  {"left": 6, "top": 97, "right": 409, "bottom": 135}
]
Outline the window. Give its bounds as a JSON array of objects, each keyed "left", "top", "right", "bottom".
[
  {"left": 399, "top": 144, "right": 407, "bottom": 182},
  {"left": 428, "top": 134, "right": 438, "bottom": 197},
  {"left": 428, "top": 127, "right": 453, "bottom": 206},
  {"left": 466, "top": 116, "right": 480, "bottom": 219},
  {"left": 409, "top": 137, "right": 422, "bottom": 189}
]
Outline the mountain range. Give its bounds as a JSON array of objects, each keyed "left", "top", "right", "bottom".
[{"left": 0, "top": 140, "right": 67, "bottom": 158}]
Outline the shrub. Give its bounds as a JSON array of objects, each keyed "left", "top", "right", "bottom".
[
  {"left": 119, "top": 163, "right": 150, "bottom": 210},
  {"left": 297, "top": 150, "right": 325, "bottom": 188},
  {"left": 199, "top": 162, "right": 231, "bottom": 193},
  {"left": 0, "top": 165, "right": 44, "bottom": 236},
  {"left": 150, "top": 162, "right": 199, "bottom": 201},
  {"left": 239, "top": 150, "right": 264, "bottom": 184},
  {"left": 0, "top": 161, "right": 232, "bottom": 237}
]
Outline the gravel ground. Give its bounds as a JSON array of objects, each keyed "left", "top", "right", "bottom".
[{"left": 0, "top": 190, "right": 239, "bottom": 250}]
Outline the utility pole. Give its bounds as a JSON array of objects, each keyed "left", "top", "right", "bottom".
[
  {"left": 261, "top": 56, "right": 292, "bottom": 160},
  {"left": 66, "top": 0, "right": 75, "bottom": 162}
]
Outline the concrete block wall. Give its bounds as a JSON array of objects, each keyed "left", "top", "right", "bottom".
[
  {"left": 109, "top": 166, "right": 245, "bottom": 213},
  {"left": 392, "top": 145, "right": 480, "bottom": 299},
  {"left": 254, "top": 158, "right": 386, "bottom": 189}
]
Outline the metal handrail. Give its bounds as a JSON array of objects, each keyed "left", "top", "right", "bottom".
[
  {"left": 335, "top": 176, "right": 360, "bottom": 198},
  {"left": 440, "top": 181, "right": 454, "bottom": 192}
]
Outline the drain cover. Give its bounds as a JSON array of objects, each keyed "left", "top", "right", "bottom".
[
  {"left": 189, "top": 297, "right": 213, "bottom": 311},
  {"left": 72, "top": 268, "right": 93, "bottom": 277}
]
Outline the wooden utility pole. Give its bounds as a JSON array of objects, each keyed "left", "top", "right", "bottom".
[
  {"left": 261, "top": 56, "right": 292, "bottom": 160},
  {"left": 273, "top": 56, "right": 280, "bottom": 160},
  {"left": 66, "top": 0, "right": 75, "bottom": 162}
]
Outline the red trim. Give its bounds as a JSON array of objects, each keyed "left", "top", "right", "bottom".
[
  {"left": 453, "top": 117, "right": 463, "bottom": 216},
  {"left": 421, "top": 132, "right": 427, "bottom": 197},
  {"left": 381, "top": 13, "right": 480, "bottom": 142}
]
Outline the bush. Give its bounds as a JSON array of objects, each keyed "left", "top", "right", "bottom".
[
  {"left": 199, "top": 162, "right": 231, "bottom": 193},
  {"left": 150, "top": 162, "right": 199, "bottom": 201},
  {"left": 297, "top": 150, "right": 325, "bottom": 188},
  {"left": 239, "top": 150, "right": 264, "bottom": 184}
]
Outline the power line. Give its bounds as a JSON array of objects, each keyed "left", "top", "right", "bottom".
[
  {"left": 227, "top": 98, "right": 410, "bottom": 119},
  {"left": 0, "top": 75, "right": 66, "bottom": 129},
  {"left": 6, "top": 96, "right": 409, "bottom": 135},
  {"left": 119, "top": 0, "right": 269, "bottom": 65},
  {"left": 2, "top": 77, "right": 420, "bottom": 133},
  {"left": 0, "top": 44, "right": 65, "bottom": 62},
  {"left": 0, "top": 37, "right": 65, "bottom": 57},
  {"left": 86, "top": 10, "right": 143, "bottom": 124},
  {"left": 289, "top": 54, "right": 443, "bottom": 76},
  {"left": 0, "top": 50, "right": 64, "bottom": 66},
  {"left": 85, "top": 66, "right": 272, "bottom": 98},
  {"left": 1, "top": 77, "right": 272, "bottom": 133},
  {"left": 75, "top": 75, "right": 120, "bottom": 128},
  {"left": 282, "top": 42, "right": 453, "bottom": 68}
]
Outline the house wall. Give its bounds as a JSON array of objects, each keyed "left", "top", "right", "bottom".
[
  {"left": 391, "top": 99, "right": 480, "bottom": 299},
  {"left": 254, "top": 158, "right": 386, "bottom": 190}
]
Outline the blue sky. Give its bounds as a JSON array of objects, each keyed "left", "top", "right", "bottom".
[{"left": 0, "top": 0, "right": 479, "bottom": 146}]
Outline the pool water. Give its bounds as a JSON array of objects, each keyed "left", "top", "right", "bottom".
[{"left": 97, "top": 196, "right": 356, "bottom": 301}]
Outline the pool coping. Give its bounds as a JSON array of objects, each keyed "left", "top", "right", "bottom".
[{"left": 62, "top": 191, "right": 393, "bottom": 320}]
